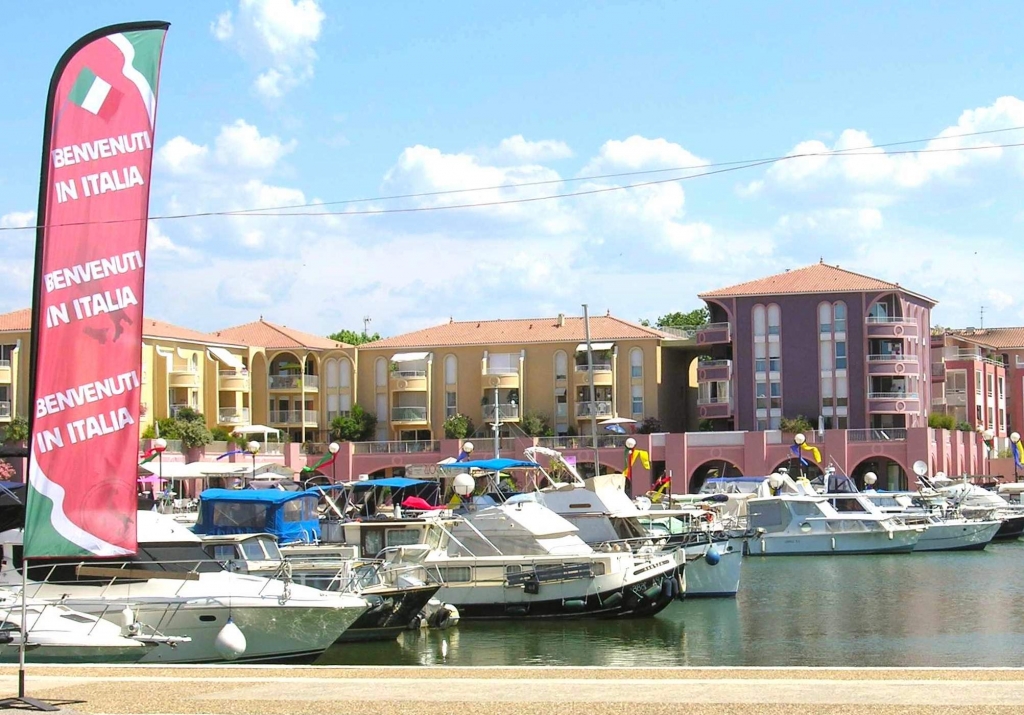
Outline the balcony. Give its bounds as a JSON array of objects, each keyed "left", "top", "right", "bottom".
[
  {"left": 931, "top": 363, "right": 945, "bottom": 380},
  {"left": 268, "top": 409, "right": 318, "bottom": 426},
  {"left": 696, "top": 322, "right": 731, "bottom": 346},
  {"left": 944, "top": 348, "right": 1006, "bottom": 368},
  {"left": 575, "top": 401, "right": 613, "bottom": 419},
  {"left": 218, "top": 369, "right": 250, "bottom": 392},
  {"left": 168, "top": 369, "right": 199, "bottom": 389},
  {"left": 945, "top": 389, "right": 967, "bottom": 407},
  {"left": 390, "top": 368, "right": 427, "bottom": 392},
  {"left": 482, "top": 403, "right": 520, "bottom": 421},
  {"left": 866, "top": 354, "right": 920, "bottom": 377},
  {"left": 269, "top": 374, "right": 301, "bottom": 391},
  {"left": 697, "top": 359, "right": 732, "bottom": 382},
  {"left": 574, "top": 363, "right": 614, "bottom": 386},
  {"left": 865, "top": 317, "right": 919, "bottom": 340},
  {"left": 391, "top": 406, "right": 428, "bottom": 424},
  {"left": 0, "top": 359, "right": 10, "bottom": 384},
  {"left": 352, "top": 440, "right": 440, "bottom": 454},
  {"left": 169, "top": 404, "right": 194, "bottom": 418},
  {"left": 697, "top": 396, "right": 733, "bottom": 419},
  {"left": 218, "top": 407, "right": 250, "bottom": 425},
  {"left": 303, "top": 375, "right": 319, "bottom": 391},
  {"left": 482, "top": 363, "right": 521, "bottom": 389},
  {"left": 847, "top": 428, "right": 908, "bottom": 442},
  {"left": 867, "top": 392, "right": 921, "bottom": 413},
  {"left": 0, "top": 401, "right": 10, "bottom": 420}
]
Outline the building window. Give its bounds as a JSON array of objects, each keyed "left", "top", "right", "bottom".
[
  {"left": 631, "top": 385, "right": 643, "bottom": 415},
  {"left": 976, "top": 370, "right": 982, "bottom": 395},
  {"left": 756, "top": 382, "right": 767, "bottom": 410},
  {"left": 375, "top": 358, "right": 388, "bottom": 388},
  {"left": 0, "top": 345, "right": 14, "bottom": 366},
  {"left": 554, "top": 351, "right": 568, "bottom": 381},
  {"left": 819, "top": 303, "right": 832, "bottom": 334},
  {"left": 833, "top": 302, "right": 847, "bottom": 333},
  {"left": 325, "top": 359, "right": 339, "bottom": 389},
  {"left": 340, "top": 358, "right": 352, "bottom": 388},
  {"left": 757, "top": 419, "right": 768, "bottom": 430},
  {"left": 630, "top": 348, "right": 643, "bottom": 378},
  {"left": 987, "top": 374, "right": 994, "bottom": 397},
  {"left": 770, "top": 381, "right": 782, "bottom": 409},
  {"left": 445, "top": 391, "right": 457, "bottom": 418},
  {"left": 444, "top": 354, "right": 457, "bottom": 384},
  {"left": 753, "top": 305, "right": 766, "bottom": 337},
  {"left": 835, "top": 341, "right": 847, "bottom": 370},
  {"left": 767, "top": 305, "right": 781, "bottom": 336},
  {"left": 555, "top": 388, "right": 568, "bottom": 418},
  {"left": 754, "top": 342, "right": 766, "bottom": 373}
]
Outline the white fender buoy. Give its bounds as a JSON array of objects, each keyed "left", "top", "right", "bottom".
[
  {"left": 214, "top": 618, "right": 247, "bottom": 660},
  {"left": 121, "top": 606, "right": 135, "bottom": 629}
]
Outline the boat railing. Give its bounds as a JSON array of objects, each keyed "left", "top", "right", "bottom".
[{"left": 31, "top": 558, "right": 209, "bottom": 603}]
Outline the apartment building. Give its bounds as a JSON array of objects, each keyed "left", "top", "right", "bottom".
[
  {"left": 355, "top": 314, "right": 672, "bottom": 441},
  {"left": 933, "top": 328, "right": 1018, "bottom": 436},
  {"left": 0, "top": 309, "right": 29, "bottom": 427},
  {"left": 696, "top": 261, "right": 936, "bottom": 431},
  {"left": 212, "top": 319, "right": 355, "bottom": 443}
]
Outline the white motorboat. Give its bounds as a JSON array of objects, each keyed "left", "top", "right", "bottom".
[
  {"left": 0, "top": 510, "right": 369, "bottom": 664},
  {"left": 738, "top": 474, "right": 923, "bottom": 555},
  {"left": 0, "top": 588, "right": 186, "bottom": 664},
  {"left": 860, "top": 493, "right": 1001, "bottom": 551}
]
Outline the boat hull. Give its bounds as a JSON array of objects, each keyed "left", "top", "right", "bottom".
[
  {"left": 992, "top": 515, "right": 1024, "bottom": 541},
  {"left": 912, "top": 521, "right": 1001, "bottom": 552},
  {"left": 680, "top": 539, "right": 743, "bottom": 597},
  {"left": 336, "top": 584, "right": 440, "bottom": 643},
  {"left": 0, "top": 642, "right": 149, "bottom": 665},
  {"left": 745, "top": 529, "right": 919, "bottom": 555}
]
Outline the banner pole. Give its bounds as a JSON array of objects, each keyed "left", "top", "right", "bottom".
[{"left": 18, "top": 559, "right": 26, "bottom": 699}]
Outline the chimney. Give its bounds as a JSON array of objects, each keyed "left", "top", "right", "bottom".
[{"left": 557, "top": 313, "right": 565, "bottom": 327}]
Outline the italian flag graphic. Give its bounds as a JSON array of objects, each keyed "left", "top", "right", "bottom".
[{"left": 68, "top": 66, "right": 123, "bottom": 120}]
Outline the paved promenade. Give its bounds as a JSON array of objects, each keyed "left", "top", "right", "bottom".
[{"left": 2, "top": 666, "right": 1024, "bottom": 714}]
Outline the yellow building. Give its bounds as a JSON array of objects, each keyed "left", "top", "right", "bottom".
[
  {"left": 356, "top": 313, "right": 672, "bottom": 440},
  {"left": 212, "top": 319, "right": 355, "bottom": 444}
]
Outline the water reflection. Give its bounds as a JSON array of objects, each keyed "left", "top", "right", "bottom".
[{"left": 319, "top": 542, "right": 1024, "bottom": 667}]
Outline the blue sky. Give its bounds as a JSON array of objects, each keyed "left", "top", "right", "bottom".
[{"left": 2, "top": 1, "right": 1024, "bottom": 337}]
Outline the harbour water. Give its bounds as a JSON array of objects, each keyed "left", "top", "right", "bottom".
[{"left": 319, "top": 541, "right": 1024, "bottom": 667}]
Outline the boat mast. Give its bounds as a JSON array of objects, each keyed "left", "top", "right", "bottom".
[{"left": 583, "top": 304, "right": 599, "bottom": 476}]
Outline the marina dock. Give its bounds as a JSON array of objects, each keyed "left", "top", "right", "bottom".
[{"left": 5, "top": 665, "right": 1024, "bottom": 714}]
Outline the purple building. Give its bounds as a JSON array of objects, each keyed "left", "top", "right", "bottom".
[{"left": 696, "top": 261, "right": 935, "bottom": 432}]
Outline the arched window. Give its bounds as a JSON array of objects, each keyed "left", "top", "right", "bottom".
[
  {"left": 833, "top": 301, "right": 847, "bottom": 333},
  {"left": 190, "top": 353, "right": 198, "bottom": 371},
  {"left": 375, "top": 357, "right": 387, "bottom": 387},
  {"left": 819, "top": 302, "right": 849, "bottom": 429},
  {"left": 444, "top": 355, "right": 457, "bottom": 384},
  {"left": 554, "top": 351, "right": 568, "bottom": 380},
  {"left": 753, "top": 305, "right": 766, "bottom": 337},
  {"left": 325, "top": 358, "right": 339, "bottom": 389},
  {"left": 340, "top": 358, "right": 352, "bottom": 388},
  {"left": 767, "top": 304, "right": 781, "bottom": 335},
  {"left": 818, "top": 303, "right": 832, "bottom": 334},
  {"left": 630, "top": 348, "right": 643, "bottom": 378}
]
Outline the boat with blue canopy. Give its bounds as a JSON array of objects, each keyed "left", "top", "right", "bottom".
[{"left": 193, "top": 488, "right": 321, "bottom": 545}]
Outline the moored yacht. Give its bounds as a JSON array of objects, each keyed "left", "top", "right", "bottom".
[{"left": 0, "top": 510, "right": 369, "bottom": 663}]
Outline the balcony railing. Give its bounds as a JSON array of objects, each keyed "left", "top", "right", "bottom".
[
  {"left": 482, "top": 403, "right": 520, "bottom": 420},
  {"left": 865, "top": 317, "right": 917, "bottom": 325},
  {"left": 484, "top": 365, "right": 519, "bottom": 375},
  {"left": 0, "top": 401, "right": 10, "bottom": 419},
  {"left": 867, "top": 392, "right": 919, "bottom": 400},
  {"left": 352, "top": 440, "right": 440, "bottom": 454},
  {"left": 575, "top": 401, "right": 613, "bottom": 418},
  {"left": 847, "top": 428, "right": 908, "bottom": 442},
  {"left": 268, "top": 410, "right": 318, "bottom": 424},
  {"left": 392, "top": 406, "right": 428, "bottom": 422},
  {"left": 304, "top": 375, "right": 319, "bottom": 389},
  {"left": 392, "top": 369, "right": 426, "bottom": 378},
  {"left": 218, "top": 407, "right": 250, "bottom": 424},
  {"left": 169, "top": 404, "right": 194, "bottom": 418},
  {"left": 696, "top": 322, "right": 732, "bottom": 346},
  {"left": 697, "top": 396, "right": 732, "bottom": 405},
  {"left": 867, "top": 354, "right": 915, "bottom": 362},
  {"left": 534, "top": 434, "right": 632, "bottom": 450},
  {"left": 0, "top": 359, "right": 10, "bottom": 369},
  {"left": 219, "top": 369, "right": 249, "bottom": 378},
  {"left": 574, "top": 363, "right": 613, "bottom": 372},
  {"left": 687, "top": 431, "right": 745, "bottom": 447},
  {"left": 269, "top": 375, "right": 301, "bottom": 390},
  {"left": 701, "top": 359, "right": 732, "bottom": 368}
]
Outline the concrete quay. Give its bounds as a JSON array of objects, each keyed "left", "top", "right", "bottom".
[{"left": 3, "top": 665, "right": 1024, "bottom": 714}]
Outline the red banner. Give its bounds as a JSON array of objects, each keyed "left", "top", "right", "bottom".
[{"left": 25, "top": 23, "right": 169, "bottom": 557}]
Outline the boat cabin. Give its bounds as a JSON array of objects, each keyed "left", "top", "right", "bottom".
[{"left": 193, "top": 488, "right": 321, "bottom": 544}]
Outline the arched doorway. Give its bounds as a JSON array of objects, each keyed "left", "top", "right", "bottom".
[
  {"left": 851, "top": 457, "right": 908, "bottom": 491},
  {"left": 688, "top": 460, "right": 743, "bottom": 493}
]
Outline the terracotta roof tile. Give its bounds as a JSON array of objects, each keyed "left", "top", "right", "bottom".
[
  {"left": 0, "top": 308, "right": 30, "bottom": 332},
  {"left": 698, "top": 262, "right": 937, "bottom": 304},
  {"left": 945, "top": 327, "right": 1024, "bottom": 350},
  {"left": 141, "top": 318, "right": 246, "bottom": 347},
  {"left": 361, "top": 315, "right": 671, "bottom": 350},
  {"left": 214, "top": 319, "right": 349, "bottom": 350}
]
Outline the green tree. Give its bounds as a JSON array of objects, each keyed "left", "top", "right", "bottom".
[
  {"left": 655, "top": 308, "right": 710, "bottom": 329},
  {"left": 330, "top": 404, "right": 377, "bottom": 441},
  {"left": 780, "top": 415, "right": 815, "bottom": 434},
  {"left": 178, "top": 419, "right": 214, "bottom": 449},
  {"left": 328, "top": 329, "right": 381, "bottom": 345},
  {"left": 635, "top": 417, "right": 662, "bottom": 434},
  {"left": 443, "top": 413, "right": 475, "bottom": 439},
  {"left": 1, "top": 416, "right": 29, "bottom": 444},
  {"left": 928, "top": 413, "right": 955, "bottom": 430},
  {"left": 520, "top": 411, "right": 553, "bottom": 437},
  {"left": 173, "top": 407, "right": 206, "bottom": 424}
]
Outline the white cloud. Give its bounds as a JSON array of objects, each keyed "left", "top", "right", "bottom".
[
  {"left": 147, "top": 222, "right": 199, "bottom": 261},
  {"left": 214, "top": 119, "right": 297, "bottom": 170},
  {"left": 156, "top": 136, "right": 209, "bottom": 175},
  {"left": 213, "top": 0, "right": 326, "bottom": 100},
  {"left": 581, "top": 135, "right": 709, "bottom": 175},
  {"left": 493, "top": 135, "right": 573, "bottom": 162},
  {"left": 776, "top": 208, "right": 884, "bottom": 234},
  {"left": 0, "top": 210, "right": 35, "bottom": 229},
  {"left": 986, "top": 288, "right": 1014, "bottom": 311}
]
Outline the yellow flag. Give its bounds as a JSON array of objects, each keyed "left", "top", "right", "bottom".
[
  {"left": 630, "top": 449, "right": 651, "bottom": 470},
  {"left": 801, "top": 443, "right": 821, "bottom": 463}
]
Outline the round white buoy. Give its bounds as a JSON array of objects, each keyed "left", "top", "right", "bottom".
[{"left": 214, "top": 618, "right": 247, "bottom": 660}]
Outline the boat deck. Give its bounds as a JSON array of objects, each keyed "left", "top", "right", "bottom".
[{"left": 4, "top": 665, "right": 1024, "bottom": 714}]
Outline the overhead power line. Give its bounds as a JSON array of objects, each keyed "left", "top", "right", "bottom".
[{"left": 1, "top": 125, "right": 1023, "bottom": 232}]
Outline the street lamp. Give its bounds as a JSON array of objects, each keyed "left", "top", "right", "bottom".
[
  {"left": 246, "top": 440, "right": 260, "bottom": 484},
  {"left": 152, "top": 438, "right": 167, "bottom": 501},
  {"left": 453, "top": 472, "right": 475, "bottom": 509},
  {"left": 792, "top": 432, "right": 806, "bottom": 479},
  {"left": 1012, "top": 431, "right": 1021, "bottom": 482},
  {"left": 624, "top": 437, "right": 637, "bottom": 496},
  {"left": 461, "top": 441, "right": 474, "bottom": 461},
  {"left": 328, "top": 442, "right": 340, "bottom": 482}
]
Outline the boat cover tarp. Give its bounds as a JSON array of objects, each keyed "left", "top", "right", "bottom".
[
  {"left": 439, "top": 459, "right": 540, "bottom": 471},
  {"left": 193, "top": 488, "right": 320, "bottom": 543}
]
